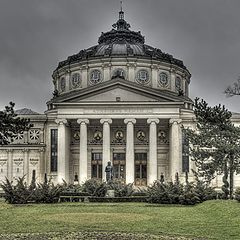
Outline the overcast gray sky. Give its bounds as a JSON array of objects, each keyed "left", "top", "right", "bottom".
[{"left": 0, "top": 0, "right": 239, "bottom": 113}]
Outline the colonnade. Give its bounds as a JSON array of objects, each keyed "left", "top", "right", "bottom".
[{"left": 55, "top": 118, "right": 182, "bottom": 185}]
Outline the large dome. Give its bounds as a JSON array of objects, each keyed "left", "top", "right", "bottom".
[
  {"left": 52, "top": 10, "right": 191, "bottom": 100},
  {"left": 56, "top": 10, "right": 187, "bottom": 70}
]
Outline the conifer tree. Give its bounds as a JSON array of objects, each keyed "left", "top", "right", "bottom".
[
  {"left": 184, "top": 98, "right": 240, "bottom": 199},
  {"left": 0, "top": 102, "right": 32, "bottom": 145}
]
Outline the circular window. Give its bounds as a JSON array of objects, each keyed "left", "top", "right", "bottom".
[
  {"left": 175, "top": 76, "right": 181, "bottom": 91},
  {"left": 71, "top": 73, "right": 81, "bottom": 88},
  {"left": 90, "top": 70, "right": 102, "bottom": 85},
  {"left": 158, "top": 72, "right": 169, "bottom": 87},
  {"left": 60, "top": 77, "right": 66, "bottom": 91},
  {"left": 136, "top": 70, "right": 149, "bottom": 85},
  {"left": 112, "top": 68, "right": 126, "bottom": 79}
]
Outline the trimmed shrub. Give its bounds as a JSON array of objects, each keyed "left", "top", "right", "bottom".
[
  {"left": 107, "top": 179, "right": 134, "bottom": 197},
  {"left": 0, "top": 176, "right": 63, "bottom": 204},
  {"left": 81, "top": 179, "right": 106, "bottom": 196},
  {"left": 62, "top": 181, "right": 83, "bottom": 193},
  {"left": 179, "top": 183, "right": 200, "bottom": 205},
  {"left": 34, "top": 182, "right": 63, "bottom": 203},
  {"left": 147, "top": 180, "right": 184, "bottom": 204},
  {"left": 194, "top": 180, "right": 217, "bottom": 202},
  {"left": 147, "top": 179, "right": 217, "bottom": 205},
  {"left": 0, "top": 176, "right": 34, "bottom": 204}
]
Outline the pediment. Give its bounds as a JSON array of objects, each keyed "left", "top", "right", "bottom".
[
  {"left": 69, "top": 87, "right": 164, "bottom": 102},
  {"left": 53, "top": 79, "right": 185, "bottom": 104}
]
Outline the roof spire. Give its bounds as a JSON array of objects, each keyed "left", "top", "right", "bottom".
[
  {"left": 112, "top": 1, "right": 130, "bottom": 31},
  {"left": 119, "top": 1, "right": 124, "bottom": 20}
]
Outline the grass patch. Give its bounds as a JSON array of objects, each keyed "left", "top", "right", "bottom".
[{"left": 0, "top": 200, "right": 239, "bottom": 239}]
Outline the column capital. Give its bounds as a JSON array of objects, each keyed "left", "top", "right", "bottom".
[
  {"left": 169, "top": 119, "right": 182, "bottom": 125},
  {"left": 147, "top": 118, "right": 159, "bottom": 124},
  {"left": 124, "top": 118, "right": 136, "bottom": 125},
  {"left": 22, "top": 148, "right": 30, "bottom": 153},
  {"left": 55, "top": 119, "right": 68, "bottom": 125},
  {"left": 100, "top": 118, "right": 112, "bottom": 124},
  {"left": 38, "top": 147, "right": 45, "bottom": 153},
  {"left": 6, "top": 149, "right": 14, "bottom": 153},
  {"left": 77, "top": 118, "right": 89, "bottom": 125}
]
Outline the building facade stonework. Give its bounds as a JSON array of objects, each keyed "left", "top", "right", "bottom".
[{"left": 1, "top": 10, "right": 240, "bottom": 187}]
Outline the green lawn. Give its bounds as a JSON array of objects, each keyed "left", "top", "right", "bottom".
[{"left": 0, "top": 200, "right": 239, "bottom": 240}]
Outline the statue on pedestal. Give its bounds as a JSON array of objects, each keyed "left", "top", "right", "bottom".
[{"left": 105, "top": 161, "right": 113, "bottom": 182}]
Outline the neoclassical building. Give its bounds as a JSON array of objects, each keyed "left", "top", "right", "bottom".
[{"left": 1, "top": 10, "right": 239, "bottom": 187}]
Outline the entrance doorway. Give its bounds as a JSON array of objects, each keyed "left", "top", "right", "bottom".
[
  {"left": 135, "top": 153, "right": 147, "bottom": 186},
  {"left": 113, "top": 153, "right": 125, "bottom": 181}
]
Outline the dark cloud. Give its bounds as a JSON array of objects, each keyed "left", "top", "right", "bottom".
[{"left": 0, "top": 0, "right": 239, "bottom": 112}]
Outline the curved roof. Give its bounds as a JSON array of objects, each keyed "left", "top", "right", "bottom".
[{"left": 56, "top": 10, "right": 188, "bottom": 71}]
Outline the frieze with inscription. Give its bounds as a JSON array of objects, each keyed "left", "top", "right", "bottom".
[{"left": 83, "top": 108, "right": 153, "bottom": 114}]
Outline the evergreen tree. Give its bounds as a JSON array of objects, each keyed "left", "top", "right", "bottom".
[
  {"left": 0, "top": 102, "right": 32, "bottom": 145},
  {"left": 225, "top": 77, "right": 240, "bottom": 96},
  {"left": 184, "top": 98, "right": 240, "bottom": 199}
]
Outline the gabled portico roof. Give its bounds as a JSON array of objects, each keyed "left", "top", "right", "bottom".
[{"left": 50, "top": 78, "right": 192, "bottom": 104}]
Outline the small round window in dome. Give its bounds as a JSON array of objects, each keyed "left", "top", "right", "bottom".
[
  {"left": 136, "top": 70, "right": 149, "bottom": 85},
  {"left": 158, "top": 72, "right": 168, "bottom": 87},
  {"left": 175, "top": 76, "right": 181, "bottom": 91},
  {"left": 71, "top": 73, "right": 81, "bottom": 88},
  {"left": 112, "top": 68, "right": 126, "bottom": 79},
  {"left": 90, "top": 70, "right": 102, "bottom": 85},
  {"left": 60, "top": 77, "right": 66, "bottom": 91}
]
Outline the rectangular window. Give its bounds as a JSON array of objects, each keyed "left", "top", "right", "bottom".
[
  {"left": 50, "top": 129, "right": 58, "bottom": 172},
  {"left": 91, "top": 153, "right": 102, "bottom": 179},
  {"left": 135, "top": 153, "right": 147, "bottom": 186},
  {"left": 113, "top": 153, "right": 126, "bottom": 180},
  {"left": 182, "top": 130, "right": 189, "bottom": 172},
  {"left": 113, "top": 153, "right": 125, "bottom": 160}
]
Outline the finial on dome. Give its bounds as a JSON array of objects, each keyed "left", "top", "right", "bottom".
[
  {"left": 119, "top": 1, "right": 124, "bottom": 20},
  {"left": 112, "top": 1, "right": 130, "bottom": 30}
]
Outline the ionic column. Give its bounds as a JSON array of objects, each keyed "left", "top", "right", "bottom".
[
  {"left": 147, "top": 118, "right": 159, "bottom": 185},
  {"left": 7, "top": 149, "right": 13, "bottom": 181},
  {"left": 100, "top": 118, "right": 112, "bottom": 181},
  {"left": 77, "top": 119, "right": 89, "bottom": 183},
  {"left": 169, "top": 119, "right": 182, "bottom": 180},
  {"left": 55, "top": 119, "right": 69, "bottom": 183},
  {"left": 124, "top": 118, "right": 136, "bottom": 184}
]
